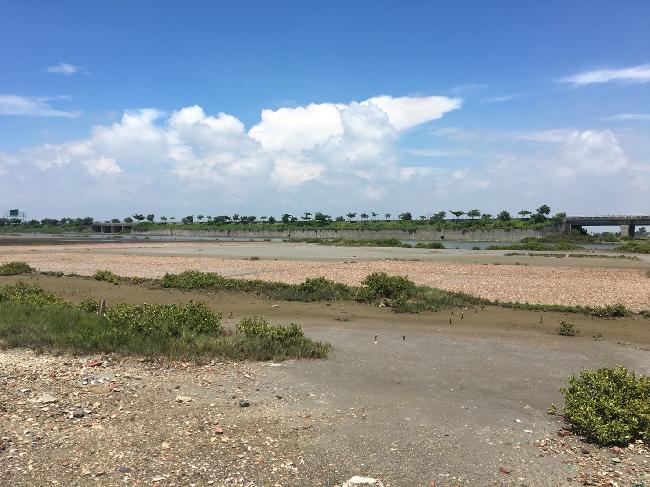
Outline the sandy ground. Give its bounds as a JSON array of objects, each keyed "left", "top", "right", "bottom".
[
  {"left": 1, "top": 276, "right": 649, "bottom": 486},
  {"left": 0, "top": 242, "right": 648, "bottom": 310}
]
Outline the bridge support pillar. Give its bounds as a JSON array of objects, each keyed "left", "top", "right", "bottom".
[{"left": 620, "top": 224, "right": 635, "bottom": 239}]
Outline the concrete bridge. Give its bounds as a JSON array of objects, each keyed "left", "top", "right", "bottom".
[
  {"left": 91, "top": 222, "right": 134, "bottom": 234},
  {"left": 566, "top": 215, "right": 650, "bottom": 238}
]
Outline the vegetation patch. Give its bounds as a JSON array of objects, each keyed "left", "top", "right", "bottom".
[
  {"left": 93, "top": 269, "right": 121, "bottom": 285},
  {"left": 562, "top": 367, "right": 650, "bottom": 446},
  {"left": 0, "top": 282, "right": 329, "bottom": 361},
  {"left": 0, "top": 281, "right": 74, "bottom": 308},
  {"left": 237, "top": 316, "right": 304, "bottom": 341},
  {"left": 487, "top": 242, "right": 581, "bottom": 251},
  {"left": 0, "top": 261, "right": 33, "bottom": 276},
  {"left": 616, "top": 242, "right": 650, "bottom": 254},
  {"left": 0, "top": 301, "right": 329, "bottom": 361},
  {"left": 557, "top": 321, "right": 577, "bottom": 336},
  {"left": 160, "top": 271, "right": 355, "bottom": 302},
  {"left": 497, "top": 301, "right": 631, "bottom": 318},
  {"left": 105, "top": 301, "right": 223, "bottom": 337}
]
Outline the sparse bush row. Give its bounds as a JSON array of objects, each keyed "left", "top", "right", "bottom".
[
  {"left": 3, "top": 267, "right": 640, "bottom": 317},
  {"left": 287, "top": 237, "right": 444, "bottom": 249},
  {"left": 487, "top": 242, "right": 582, "bottom": 251}
]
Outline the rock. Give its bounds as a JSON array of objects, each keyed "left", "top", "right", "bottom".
[
  {"left": 342, "top": 476, "right": 385, "bottom": 487},
  {"left": 85, "top": 359, "right": 103, "bottom": 368},
  {"left": 557, "top": 428, "right": 572, "bottom": 438},
  {"left": 611, "top": 457, "right": 622, "bottom": 463},
  {"left": 214, "top": 425, "right": 224, "bottom": 434},
  {"left": 32, "top": 393, "right": 58, "bottom": 404},
  {"left": 118, "top": 466, "right": 131, "bottom": 473},
  {"left": 72, "top": 408, "right": 85, "bottom": 418},
  {"left": 176, "top": 395, "right": 192, "bottom": 403},
  {"left": 499, "top": 467, "right": 511, "bottom": 474},
  {"left": 239, "top": 399, "right": 250, "bottom": 407}
]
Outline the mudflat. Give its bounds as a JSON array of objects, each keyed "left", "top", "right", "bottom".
[{"left": 1, "top": 275, "right": 649, "bottom": 486}]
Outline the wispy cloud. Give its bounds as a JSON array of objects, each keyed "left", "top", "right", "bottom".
[
  {"left": 43, "top": 62, "right": 82, "bottom": 75},
  {"left": 601, "top": 113, "right": 650, "bottom": 122},
  {"left": 0, "top": 95, "right": 79, "bottom": 117},
  {"left": 407, "top": 148, "right": 473, "bottom": 158},
  {"left": 561, "top": 64, "right": 650, "bottom": 85},
  {"left": 482, "top": 92, "right": 523, "bottom": 104}
]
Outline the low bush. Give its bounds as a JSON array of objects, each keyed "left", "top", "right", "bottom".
[
  {"left": 562, "top": 367, "right": 650, "bottom": 446},
  {"left": 0, "top": 281, "right": 72, "bottom": 308},
  {"left": 77, "top": 297, "right": 100, "bottom": 313},
  {"left": 236, "top": 316, "right": 304, "bottom": 341},
  {"left": 616, "top": 242, "right": 650, "bottom": 254},
  {"left": 93, "top": 269, "right": 121, "bottom": 285},
  {"left": 105, "top": 301, "right": 222, "bottom": 337},
  {"left": 0, "top": 261, "right": 32, "bottom": 276},
  {"left": 359, "top": 272, "right": 416, "bottom": 303},
  {"left": 557, "top": 321, "right": 577, "bottom": 336},
  {"left": 413, "top": 242, "right": 445, "bottom": 249}
]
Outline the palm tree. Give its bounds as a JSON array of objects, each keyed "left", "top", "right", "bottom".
[
  {"left": 518, "top": 210, "right": 532, "bottom": 219},
  {"left": 260, "top": 216, "right": 267, "bottom": 223},
  {"left": 160, "top": 216, "right": 167, "bottom": 224},
  {"left": 197, "top": 214, "right": 205, "bottom": 223},
  {"left": 467, "top": 209, "right": 481, "bottom": 219},
  {"left": 371, "top": 211, "right": 378, "bottom": 220},
  {"left": 346, "top": 212, "right": 357, "bottom": 222},
  {"left": 450, "top": 210, "right": 465, "bottom": 220},
  {"left": 303, "top": 212, "right": 312, "bottom": 221},
  {"left": 385, "top": 213, "right": 391, "bottom": 221},
  {"left": 360, "top": 213, "right": 369, "bottom": 221}
]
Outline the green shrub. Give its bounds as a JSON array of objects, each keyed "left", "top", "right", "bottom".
[
  {"left": 557, "top": 321, "right": 577, "bottom": 336},
  {"left": 414, "top": 242, "right": 445, "bottom": 249},
  {"left": 77, "top": 297, "right": 100, "bottom": 313},
  {"left": 161, "top": 270, "right": 229, "bottom": 289},
  {"left": 293, "top": 277, "right": 352, "bottom": 301},
  {"left": 236, "top": 316, "right": 303, "bottom": 341},
  {"left": 0, "top": 281, "right": 72, "bottom": 308},
  {"left": 105, "top": 301, "right": 222, "bottom": 337},
  {"left": 598, "top": 303, "right": 631, "bottom": 318},
  {"left": 93, "top": 269, "right": 121, "bottom": 285},
  {"left": 359, "top": 272, "right": 416, "bottom": 302},
  {"left": 616, "top": 242, "right": 650, "bottom": 254},
  {"left": 562, "top": 367, "right": 650, "bottom": 446},
  {"left": 0, "top": 261, "right": 32, "bottom": 276}
]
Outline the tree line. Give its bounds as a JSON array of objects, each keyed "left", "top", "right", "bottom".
[{"left": 0, "top": 205, "right": 562, "bottom": 227}]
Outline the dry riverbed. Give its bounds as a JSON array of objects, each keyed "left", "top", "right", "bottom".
[{"left": 0, "top": 241, "right": 648, "bottom": 310}]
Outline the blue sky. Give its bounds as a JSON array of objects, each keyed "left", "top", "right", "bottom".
[{"left": 1, "top": 1, "right": 649, "bottom": 219}]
